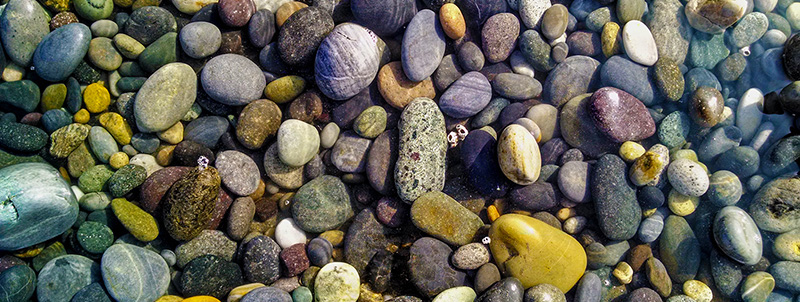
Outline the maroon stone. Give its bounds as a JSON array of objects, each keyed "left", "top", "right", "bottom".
[
  {"left": 280, "top": 243, "right": 310, "bottom": 277},
  {"left": 482, "top": 13, "right": 520, "bottom": 64},
  {"left": 139, "top": 166, "right": 192, "bottom": 213},
  {"left": 589, "top": 87, "right": 656, "bottom": 143},
  {"left": 218, "top": 0, "right": 255, "bottom": 27},
  {"left": 20, "top": 112, "right": 42, "bottom": 126},
  {"left": 207, "top": 188, "right": 234, "bottom": 230},
  {"left": 375, "top": 197, "right": 409, "bottom": 228}
]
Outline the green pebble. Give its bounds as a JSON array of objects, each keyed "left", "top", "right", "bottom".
[
  {"left": 77, "top": 221, "right": 114, "bottom": 254},
  {"left": 0, "top": 121, "right": 49, "bottom": 152},
  {"left": 742, "top": 271, "right": 775, "bottom": 302},
  {"left": 79, "top": 192, "right": 112, "bottom": 211},
  {"left": 72, "top": 61, "right": 103, "bottom": 84},
  {"left": 68, "top": 142, "right": 97, "bottom": 178},
  {"left": 41, "top": 83, "right": 68, "bottom": 111},
  {"left": 730, "top": 12, "right": 768, "bottom": 48},
  {"left": 50, "top": 123, "right": 92, "bottom": 158},
  {"left": 292, "top": 286, "right": 313, "bottom": 302},
  {"left": 106, "top": 164, "right": 146, "bottom": 197},
  {"left": 354, "top": 106, "right": 387, "bottom": 139},
  {"left": 0, "top": 80, "right": 41, "bottom": 112},
  {"left": 88, "top": 37, "right": 122, "bottom": 71},
  {"left": 766, "top": 12, "right": 792, "bottom": 37},
  {"left": 716, "top": 53, "right": 747, "bottom": 82},
  {"left": 138, "top": 32, "right": 177, "bottom": 73},
  {"left": 0, "top": 265, "right": 36, "bottom": 302},
  {"left": 658, "top": 111, "right": 691, "bottom": 149},
  {"left": 78, "top": 164, "right": 115, "bottom": 193},
  {"left": 32, "top": 242, "right": 67, "bottom": 272},
  {"left": 585, "top": 7, "right": 613, "bottom": 32},
  {"left": 111, "top": 197, "right": 159, "bottom": 242},
  {"left": 73, "top": 0, "right": 113, "bottom": 21},
  {"left": 117, "top": 61, "right": 146, "bottom": 77},
  {"left": 616, "top": 0, "right": 645, "bottom": 23},
  {"left": 773, "top": 229, "right": 800, "bottom": 261},
  {"left": 653, "top": 57, "right": 685, "bottom": 102},
  {"left": 689, "top": 31, "right": 729, "bottom": 70},
  {"left": 0, "top": 148, "right": 45, "bottom": 169}
]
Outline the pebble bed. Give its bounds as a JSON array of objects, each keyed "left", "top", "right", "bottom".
[{"left": 0, "top": 0, "right": 799, "bottom": 301}]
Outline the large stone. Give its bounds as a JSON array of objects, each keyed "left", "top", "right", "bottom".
[
  {"left": 542, "top": 56, "right": 601, "bottom": 108},
  {"left": 291, "top": 175, "right": 353, "bottom": 233},
  {"left": 0, "top": 0, "right": 50, "bottom": 66},
  {"left": 410, "top": 191, "right": 484, "bottom": 246},
  {"left": 33, "top": 23, "right": 91, "bottom": 82},
  {"left": 134, "top": 63, "right": 197, "bottom": 133},
  {"left": 162, "top": 167, "right": 221, "bottom": 241},
  {"left": 350, "top": 0, "right": 416, "bottom": 36},
  {"left": 394, "top": 98, "right": 447, "bottom": 202},
  {"left": 713, "top": 206, "right": 762, "bottom": 265},
  {"left": 314, "top": 262, "right": 360, "bottom": 302},
  {"left": 0, "top": 163, "right": 78, "bottom": 251},
  {"left": 589, "top": 87, "right": 656, "bottom": 143},
  {"left": 749, "top": 178, "right": 800, "bottom": 233},
  {"left": 201, "top": 54, "right": 266, "bottom": 106},
  {"left": 101, "top": 243, "right": 170, "bottom": 302},
  {"left": 592, "top": 154, "right": 641, "bottom": 240},
  {"left": 408, "top": 237, "right": 467, "bottom": 297},
  {"left": 489, "top": 214, "right": 586, "bottom": 292},
  {"left": 660, "top": 215, "right": 701, "bottom": 283},
  {"left": 37, "top": 255, "right": 102, "bottom": 302},
  {"left": 402, "top": 9, "right": 446, "bottom": 82},
  {"left": 315, "top": 23, "right": 380, "bottom": 101}
]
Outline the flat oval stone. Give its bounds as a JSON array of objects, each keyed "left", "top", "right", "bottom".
[
  {"left": 660, "top": 215, "right": 701, "bottom": 283},
  {"left": 134, "top": 63, "right": 197, "bottom": 133},
  {"left": 497, "top": 124, "right": 542, "bottom": 186},
  {"left": 667, "top": 158, "right": 709, "bottom": 197},
  {"left": 402, "top": 9, "right": 446, "bottom": 82},
  {"left": 37, "top": 255, "right": 102, "bottom": 302},
  {"left": 331, "top": 131, "right": 372, "bottom": 173},
  {"left": 408, "top": 237, "right": 467, "bottom": 297},
  {"left": 559, "top": 161, "right": 591, "bottom": 203},
  {"left": 276, "top": 119, "right": 319, "bottom": 167},
  {"left": 351, "top": 0, "right": 417, "bottom": 36},
  {"left": 237, "top": 99, "right": 281, "bottom": 150},
  {"left": 592, "top": 154, "right": 641, "bottom": 240},
  {"left": 0, "top": 264, "right": 35, "bottom": 302},
  {"left": 410, "top": 191, "right": 483, "bottom": 246},
  {"left": 101, "top": 243, "right": 170, "bottom": 302},
  {"left": 749, "top": 178, "right": 800, "bottom": 233},
  {"left": 760, "top": 136, "right": 800, "bottom": 177},
  {"left": 713, "top": 206, "right": 762, "bottom": 265},
  {"left": 543, "top": 55, "right": 601, "bottom": 108},
  {"left": 621, "top": 20, "right": 658, "bottom": 66},
  {"left": 482, "top": 13, "right": 519, "bottom": 63},
  {"left": 0, "top": 0, "right": 50, "bottom": 66},
  {"left": 0, "top": 163, "right": 78, "bottom": 251},
  {"left": 489, "top": 214, "right": 586, "bottom": 292},
  {"left": 314, "top": 262, "right": 360, "bottom": 302},
  {"left": 0, "top": 122, "right": 48, "bottom": 153},
  {"left": 291, "top": 175, "right": 353, "bottom": 233},
  {"left": 395, "top": 98, "right": 447, "bottom": 202},
  {"left": 33, "top": 23, "right": 91, "bottom": 82},
  {"left": 685, "top": 0, "right": 746, "bottom": 34},
  {"left": 315, "top": 23, "right": 380, "bottom": 101},
  {"left": 589, "top": 87, "right": 656, "bottom": 143},
  {"left": 215, "top": 150, "right": 260, "bottom": 196},
  {"left": 241, "top": 236, "right": 281, "bottom": 284},
  {"left": 769, "top": 261, "right": 800, "bottom": 293},
  {"left": 179, "top": 21, "right": 221, "bottom": 59},
  {"left": 439, "top": 72, "right": 492, "bottom": 118},
  {"left": 277, "top": 6, "right": 334, "bottom": 66},
  {"left": 201, "top": 54, "right": 266, "bottom": 106}
]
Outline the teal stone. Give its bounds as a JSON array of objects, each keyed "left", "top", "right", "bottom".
[
  {"left": 71, "top": 283, "right": 112, "bottom": 302},
  {"left": 0, "top": 264, "right": 36, "bottom": 302},
  {"left": 769, "top": 261, "right": 800, "bottom": 292},
  {"left": 292, "top": 175, "right": 354, "bottom": 233},
  {"left": 760, "top": 136, "right": 800, "bottom": 177},
  {"left": 65, "top": 77, "right": 83, "bottom": 114},
  {"left": 73, "top": 0, "right": 113, "bottom": 21},
  {"left": 138, "top": 32, "right": 177, "bottom": 73},
  {"left": 0, "top": 80, "right": 41, "bottom": 112},
  {"left": 713, "top": 206, "right": 762, "bottom": 265},
  {"left": 292, "top": 286, "right": 312, "bottom": 302},
  {"left": 101, "top": 243, "right": 170, "bottom": 302},
  {"left": 660, "top": 215, "right": 701, "bottom": 283},
  {"left": 658, "top": 111, "right": 691, "bottom": 149},
  {"left": 42, "top": 109, "right": 74, "bottom": 133},
  {"left": 0, "top": 122, "right": 48, "bottom": 152},
  {"left": 585, "top": 7, "right": 613, "bottom": 32},
  {"left": 33, "top": 23, "right": 92, "bottom": 82},
  {"left": 37, "top": 255, "right": 103, "bottom": 302},
  {"left": 77, "top": 221, "right": 114, "bottom": 254},
  {"left": 116, "top": 77, "right": 146, "bottom": 92},
  {"left": 106, "top": 164, "right": 146, "bottom": 197},
  {"left": 688, "top": 31, "right": 729, "bottom": 70},
  {"left": 78, "top": 165, "right": 115, "bottom": 193},
  {"left": 0, "top": 0, "right": 50, "bottom": 66},
  {"left": 707, "top": 170, "right": 743, "bottom": 207},
  {"left": 118, "top": 62, "right": 146, "bottom": 77},
  {"left": 766, "top": 12, "right": 791, "bottom": 37},
  {"left": 729, "top": 12, "right": 768, "bottom": 48},
  {"left": 88, "top": 126, "right": 118, "bottom": 163},
  {"left": 395, "top": 98, "right": 448, "bottom": 202},
  {"left": 0, "top": 163, "right": 78, "bottom": 251}
]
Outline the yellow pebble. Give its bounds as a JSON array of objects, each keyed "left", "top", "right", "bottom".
[
  {"left": 320, "top": 230, "right": 345, "bottom": 247},
  {"left": 13, "top": 243, "right": 45, "bottom": 258},
  {"left": 275, "top": 1, "right": 307, "bottom": 27},
  {"left": 181, "top": 296, "right": 220, "bottom": 302},
  {"left": 668, "top": 189, "right": 700, "bottom": 216},
  {"left": 155, "top": 296, "right": 184, "bottom": 302},
  {"left": 556, "top": 207, "right": 577, "bottom": 221},
  {"left": 683, "top": 280, "right": 713, "bottom": 302},
  {"left": 156, "top": 145, "right": 176, "bottom": 166},
  {"left": 98, "top": 112, "right": 133, "bottom": 145},
  {"left": 109, "top": 152, "right": 130, "bottom": 169},
  {"left": 643, "top": 208, "right": 657, "bottom": 217},
  {"left": 487, "top": 205, "right": 500, "bottom": 222},
  {"left": 440, "top": 3, "right": 466, "bottom": 40},
  {"left": 265, "top": 75, "right": 305, "bottom": 104},
  {"left": 74, "top": 109, "right": 91, "bottom": 124},
  {"left": 157, "top": 121, "right": 184, "bottom": 144},
  {"left": 671, "top": 149, "right": 699, "bottom": 163},
  {"left": 601, "top": 22, "right": 622, "bottom": 58},
  {"left": 612, "top": 261, "right": 633, "bottom": 284},
  {"left": 2, "top": 62, "right": 25, "bottom": 82},
  {"left": 619, "top": 141, "right": 646, "bottom": 162},
  {"left": 227, "top": 283, "right": 266, "bottom": 302},
  {"left": 359, "top": 283, "right": 383, "bottom": 302},
  {"left": 83, "top": 82, "right": 111, "bottom": 113},
  {"left": 59, "top": 166, "right": 71, "bottom": 182}
]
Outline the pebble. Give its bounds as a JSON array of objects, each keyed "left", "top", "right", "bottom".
[
  {"left": 315, "top": 262, "right": 360, "bottom": 302},
  {"left": 0, "top": 0, "right": 50, "bottom": 66},
  {"left": 134, "top": 63, "right": 196, "bottom": 133},
  {"left": 179, "top": 22, "right": 221, "bottom": 59},
  {"left": 667, "top": 158, "right": 710, "bottom": 197},
  {"left": 180, "top": 255, "right": 243, "bottom": 299},
  {"left": 395, "top": 98, "right": 447, "bottom": 202},
  {"left": 592, "top": 154, "right": 641, "bottom": 240},
  {"left": 558, "top": 161, "right": 591, "bottom": 203},
  {"left": 707, "top": 170, "right": 743, "bottom": 207},
  {"left": 33, "top": 23, "right": 91, "bottom": 82},
  {"left": 492, "top": 73, "right": 542, "bottom": 100},
  {"left": 410, "top": 191, "right": 483, "bottom": 246},
  {"left": 37, "top": 255, "right": 102, "bottom": 302},
  {"left": 749, "top": 177, "right": 800, "bottom": 233},
  {"left": 482, "top": 13, "right": 519, "bottom": 63},
  {"left": 315, "top": 23, "right": 380, "bottom": 101},
  {"left": 458, "top": 42, "right": 484, "bottom": 72},
  {"left": 402, "top": 10, "right": 446, "bottom": 82},
  {"left": 433, "top": 286, "right": 476, "bottom": 302},
  {"left": 498, "top": 124, "right": 542, "bottom": 185},
  {"left": 621, "top": 20, "right": 658, "bottom": 66},
  {"left": 275, "top": 218, "right": 307, "bottom": 249},
  {"left": 291, "top": 175, "right": 353, "bottom": 233},
  {"left": 439, "top": 72, "right": 492, "bottom": 118},
  {"left": 201, "top": 54, "right": 266, "bottom": 106},
  {"left": 101, "top": 243, "right": 170, "bottom": 302},
  {"left": 277, "top": 119, "right": 319, "bottom": 167},
  {"left": 408, "top": 237, "right": 467, "bottom": 297},
  {"left": 215, "top": 150, "right": 260, "bottom": 196},
  {"left": 741, "top": 271, "right": 775, "bottom": 302},
  {"left": 111, "top": 197, "right": 158, "bottom": 242},
  {"left": 660, "top": 215, "right": 701, "bottom": 283},
  {"left": 162, "top": 167, "right": 221, "bottom": 241},
  {"left": 378, "top": 61, "right": 436, "bottom": 109},
  {"left": 440, "top": 3, "right": 466, "bottom": 40},
  {"left": 520, "top": 0, "right": 552, "bottom": 29},
  {"left": 714, "top": 206, "right": 763, "bottom": 265},
  {"left": 542, "top": 56, "right": 600, "bottom": 108},
  {"left": 589, "top": 87, "right": 656, "bottom": 143},
  {"left": 241, "top": 236, "right": 281, "bottom": 284}
]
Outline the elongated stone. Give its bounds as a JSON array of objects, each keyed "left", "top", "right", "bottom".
[{"left": 394, "top": 98, "right": 447, "bottom": 202}]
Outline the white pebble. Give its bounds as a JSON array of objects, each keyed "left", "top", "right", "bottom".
[
  {"left": 275, "top": 218, "right": 307, "bottom": 249},
  {"left": 622, "top": 20, "right": 658, "bottom": 66}
]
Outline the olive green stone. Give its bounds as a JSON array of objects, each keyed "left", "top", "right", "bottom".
[
  {"left": 617, "top": 0, "right": 646, "bottom": 23},
  {"left": 32, "top": 242, "right": 67, "bottom": 272},
  {"left": 107, "top": 164, "right": 147, "bottom": 197},
  {"left": 0, "top": 121, "right": 48, "bottom": 153},
  {"left": 601, "top": 22, "right": 622, "bottom": 58},
  {"left": 773, "top": 229, "right": 800, "bottom": 261},
  {"left": 660, "top": 215, "right": 701, "bottom": 283},
  {"left": 50, "top": 123, "right": 91, "bottom": 158},
  {"left": 117, "top": 77, "right": 147, "bottom": 92},
  {"left": 410, "top": 191, "right": 484, "bottom": 246},
  {"left": 77, "top": 221, "right": 114, "bottom": 254},
  {"left": 42, "top": 0, "right": 72, "bottom": 12},
  {"left": 645, "top": 256, "right": 672, "bottom": 297},
  {"left": 162, "top": 167, "right": 220, "bottom": 241},
  {"left": 0, "top": 80, "right": 41, "bottom": 112},
  {"left": 73, "top": 0, "right": 113, "bottom": 21},
  {"left": 41, "top": 84, "right": 68, "bottom": 111},
  {"left": 741, "top": 271, "right": 774, "bottom": 302},
  {"left": 88, "top": 37, "right": 123, "bottom": 71},
  {"left": 138, "top": 32, "right": 177, "bottom": 73},
  {"left": 654, "top": 57, "right": 685, "bottom": 101},
  {"left": 113, "top": 34, "right": 145, "bottom": 60},
  {"left": 585, "top": 7, "right": 612, "bottom": 32},
  {"left": 111, "top": 197, "right": 159, "bottom": 242},
  {"left": 354, "top": 106, "right": 387, "bottom": 139},
  {"left": 68, "top": 142, "right": 97, "bottom": 178},
  {"left": 0, "top": 148, "right": 44, "bottom": 169},
  {"left": 78, "top": 164, "right": 115, "bottom": 193}
]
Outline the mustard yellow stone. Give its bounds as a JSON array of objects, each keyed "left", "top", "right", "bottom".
[
  {"left": 556, "top": 207, "right": 577, "bottom": 221},
  {"left": 42, "top": 84, "right": 68, "bottom": 111},
  {"left": 489, "top": 214, "right": 587, "bottom": 292},
  {"left": 157, "top": 121, "right": 184, "bottom": 144},
  {"left": 182, "top": 296, "right": 220, "bottom": 302},
  {"left": 109, "top": 152, "right": 130, "bottom": 169},
  {"left": 319, "top": 230, "right": 345, "bottom": 247},
  {"left": 98, "top": 112, "right": 133, "bottom": 145},
  {"left": 276, "top": 1, "right": 308, "bottom": 26},
  {"left": 643, "top": 208, "right": 657, "bottom": 217},
  {"left": 156, "top": 145, "right": 175, "bottom": 166},
  {"left": 265, "top": 75, "right": 305, "bottom": 104},
  {"left": 613, "top": 261, "right": 633, "bottom": 284},
  {"left": 83, "top": 82, "right": 111, "bottom": 113},
  {"left": 683, "top": 280, "right": 713, "bottom": 302},
  {"left": 59, "top": 166, "right": 71, "bottom": 181},
  {"left": 487, "top": 205, "right": 500, "bottom": 222},
  {"left": 629, "top": 144, "right": 670, "bottom": 186},
  {"left": 440, "top": 3, "right": 466, "bottom": 40},
  {"left": 74, "top": 109, "right": 91, "bottom": 124},
  {"left": 227, "top": 283, "right": 266, "bottom": 302},
  {"left": 13, "top": 243, "right": 45, "bottom": 258},
  {"left": 155, "top": 296, "right": 184, "bottom": 302},
  {"left": 619, "top": 141, "right": 645, "bottom": 162},
  {"left": 601, "top": 22, "right": 622, "bottom": 58},
  {"left": 668, "top": 189, "right": 700, "bottom": 216}
]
